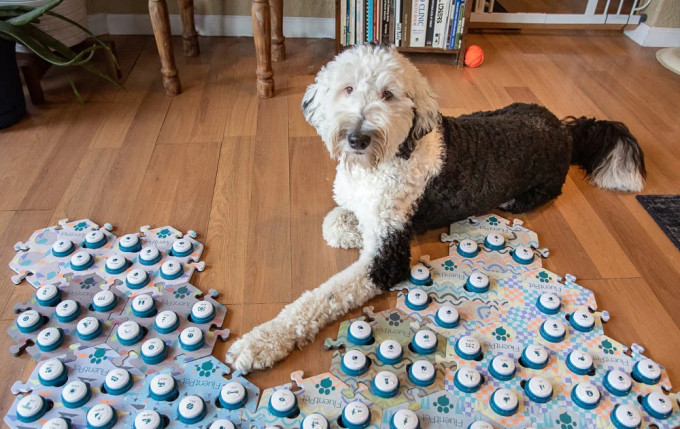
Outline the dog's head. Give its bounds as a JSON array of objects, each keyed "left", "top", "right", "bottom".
[{"left": 302, "top": 43, "right": 439, "bottom": 169}]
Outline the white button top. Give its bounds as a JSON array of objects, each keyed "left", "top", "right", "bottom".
[
  {"left": 543, "top": 319, "right": 566, "bottom": 338},
  {"left": 636, "top": 358, "right": 661, "bottom": 380},
  {"left": 410, "top": 264, "right": 430, "bottom": 281},
  {"left": 61, "top": 380, "right": 89, "bottom": 403},
  {"left": 160, "top": 260, "right": 181, "bottom": 276},
  {"left": 37, "top": 284, "right": 59, "bottom": 302},
  {"left": 172, "top": 239, "right": 192, "bottom": 254},
  {"left": 457, "top": 335, "right": 481, "bottom": 356},
  {"left": 180, "top": 327, "right": 203, "bottom": 346},
  {"left": 407, "top": 288, "right": 429, "bottom": 306},
  {"left": 468, "top": 272, "right": 489, "bottom": 289},
  {"left": 155, "top": 310, "right": 178, "bottom": 330},
  {"left": 527, "top": 376, "right": 553, "bottom": 399},
  {"left": 469, "top": 422, "right": 494, "bottom": 429},
  {"left": 77, "top": 317, "right": 101, "bottom": 336},
  {"left": 606, "top": 370, "right": 632, "bottom": 392},
  {"left": 513, "top": 246, "right": 533, "bottom": 261},
  {"left": 86, "top": 231, "right": 105, "bottom": 245},
  {"left": 348, "top": 320, "right": 372, "bottom": 341},
  {"left": 191, "top": 301, "right": 215, "bottom": 319},
  {"left": 524, "top": 344, "right": 549, "bottom": 365},
  {"left": 87, "top": 404, "right": 115, "bottom": 428},
  {"left": 39, "top": 359, "right": 65, "bottom": 382},
  {"left": 391, "top": 409, "right": 419, "bottom": 429},
  {"left": 134, "top": 410, "right": 162, "bottom": 429},
  {"left": 456, "top": 367, "right": 482, "bottom": 389},
  {"left": 645, "top": 391, "right": 673, "bottom": 415},
  {"left": 459, "top": 239, "right": 479, "bottom": 254},
  {"left": 538, "top": 293, "right": 561, "bottom": 311},
  {"left": 613, "top": 404, "right": 642, "bottom": 428},
  {"left": 17, "top": 310, "right": 41, "bottom": 329},
  {"left": 16, "top": 395, "right": 45, "bottom": 419},
  {"left": 437, "top": 305, "right": 459, "bottom": 324},
  {"left": 492, "top": 389, "right": 518, "bottom": 412},
  {"left": 573, "top": 382, "right": 600, "bottom": 406},
  {"left": 93, "top": 290, "right": 116, "bottom": 308},
  {"left": 106, "top": 254, "right": 127, "bottom": 271},
  {"left": 491, "top": 355, "right": 515, "bottom": 377},
  {"left": 414, "top": 330, "right": 437, "bottom": 350},
  {"left": 150, "top": 373, "right": 175, "bottom": 396},
  {"left": 485, "top": 233, "right": 505, "bottom": 248},
  {"left": 379, "top": 340, "right": 403, "bottom": 360},
  {"left": 70, "top": 251, "right": 92, "bottom": 266},
  {"left": 126, "top": 269, "right": 148, "bottom": 286},
  {"left": 52, "top": 239, "right": 73, "bottom": 255},
  {"left": 132, "top": 295, "right": 154, "bottom": 313},
  {"left": 568, "top": 350, "right": 593, "bottom": 371},
  {"left": 37, "top": 327, "right": 61, "bottom": 347},
  {"left": 209, "top": 420, "right": 235, "bottom": 429},
  {"left": 120, "top": 234, "right": 139, "bottom": 248},
  {"left": 374, "top": 370, "right": 399, "bottom": 393},
  {"left": 410, "top": 360, "right": 435, "bottom": 382},
  {"left": 343, "top": 401, "right": 370, "bottom": 426},
  {"left": 117, "top": 320, "right": 141, "bottom": 341},
  {"left": 139, "top": 246, "right": 161, "bottom": 262},
  {"left": 56, "top": 300, "right": 78, "bottom": 318},
  {"left": 301, "top": 414, "right": 328, "bottom": 429},
  {"left": 42, "top": 418, "right": 70, "bottom": 429},
  {"left": 105, "top": 367, "right": 131, "bottom": 391},
  {"left": 343, "top": 350, "right": 367, "bottom": 371},
  {"left": 178, "top": 395, "right": 205, "bottom": 420},
  {"left": 141, "top": 338, "right": 165, "bottom": 357},
  {"left": 269, "top": 389, "right": 296, "bottom": 413},
  {"left": 571, "top": 310, "right": 595, "bottom": 329},
  {"left": 220, "top": 382, "right": 246, "bottom": 406}
]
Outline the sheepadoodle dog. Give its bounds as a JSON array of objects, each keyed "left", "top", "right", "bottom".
[{"left": 226, "top": 43, "right": 646, "bottom": 372}]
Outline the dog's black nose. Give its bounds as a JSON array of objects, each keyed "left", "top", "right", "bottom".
[{"left": 348, "top": 132, "right": 371, "bottom": 150}]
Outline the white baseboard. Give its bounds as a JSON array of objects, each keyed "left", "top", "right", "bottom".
[
  {"left": 87, "top": 13, "right": 335, "bottom": 39},
  {"left": 625, "top": 23, "right": 680, "bottom": 47}
]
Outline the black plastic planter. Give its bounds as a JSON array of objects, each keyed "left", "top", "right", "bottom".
[{"left": 0, "top": 38, "right": 27, "bottom": 129}]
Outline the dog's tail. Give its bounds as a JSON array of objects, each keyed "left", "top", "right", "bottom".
[{"left": 563, "top": 116, "right": 646, "bottom": 192}]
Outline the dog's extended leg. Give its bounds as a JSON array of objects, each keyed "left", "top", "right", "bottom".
[{"left": 322, "top": 207, "right": 363, "bottom": 249}]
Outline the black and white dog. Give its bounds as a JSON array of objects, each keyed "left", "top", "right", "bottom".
[{"left": 225, "top": 43, "right": 646, "bottom": 372}]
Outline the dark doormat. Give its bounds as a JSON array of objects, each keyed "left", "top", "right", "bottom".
[{"left": 636, "top": 195, "right": 680, "bottom": 250}]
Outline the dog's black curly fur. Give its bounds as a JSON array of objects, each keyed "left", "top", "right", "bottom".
[{"left": 369, "top": 103, "right": 645, "bottom": 290}]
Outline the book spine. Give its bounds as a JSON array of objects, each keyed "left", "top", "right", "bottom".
[
  {"left": 374, "top": 0, "right": 379, "bottom": 42},
  {"left": 432, "top": 0, "right": 449, "bottom": 48},
  {"left": 394, "top": 0, "right": 401, "bottom": 46},
  {"left": 382, "top": 0, "right": 391, "bottom": 43},
  {"left": 367, "top": 0, "right": 373, "bottom": 41},
  {"left": 409, "top": 0, "right": 428, "bottom": 47},
  {"left": 424, "top": 0, "right": 436, "bottom": 47},
  {"left": 454, "top": 0, "right": 465, "bottom": 49},
  {"left": 448, "top": 0, "right": 460, "bottom": 49},
  {"left": 357, "top": 0, "right": 364, "bottom": 43},
  {"left": 341, "top": 0, "right": 347, "bottom": 46},
  {"left": 402, "top": 0, "right": 412, "bottom": 47}
]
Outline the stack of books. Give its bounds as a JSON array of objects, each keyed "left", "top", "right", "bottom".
[{"left": 340, "top": 0, "right": 467, "bottom": 50}]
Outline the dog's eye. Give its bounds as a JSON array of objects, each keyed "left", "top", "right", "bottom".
[
  {"left": 345, "top": 86, "right": 353, "bottom": 94},
  {"left": 382, "top": 90, "right": 393, "bottom": 101}
]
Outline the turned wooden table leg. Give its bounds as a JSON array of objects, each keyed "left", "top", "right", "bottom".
[
  {"left": 270, "top": 0, "right": 286, "bottom": 62},
  {"left": 177, "top": 0, "right": 200, "bottom": 57},
  {"left": 149, "top": 0, "right": 181, "bottom": 95},
  {"left": 252, "top": 0, "right": 274, "bottom": 98}
]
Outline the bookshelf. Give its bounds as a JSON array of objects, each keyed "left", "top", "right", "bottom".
[{"left": 334, "top": 0, "right": 472, "bottom": 67}]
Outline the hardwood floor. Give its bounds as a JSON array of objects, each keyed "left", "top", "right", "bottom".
[{"left": 1, "top": 31, "right": 679, "bottom": 421}]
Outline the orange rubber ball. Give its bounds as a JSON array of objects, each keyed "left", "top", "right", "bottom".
[{"left": 464, "top": 45, "right": 484, "bottom": 68}]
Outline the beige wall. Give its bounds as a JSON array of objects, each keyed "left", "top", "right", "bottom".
[
  {"left": 86, "top": 0, "right": 334, "bottom": 18},
  {"left": 642, "top": 0, "right": 680, "bottom": 28}
]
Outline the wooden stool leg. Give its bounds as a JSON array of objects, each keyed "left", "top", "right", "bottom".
[
  {"left": 149, "top": 0, "right": 181, "bottom": 95},
  {"left": 252, "top": 0, "right": 274, "bottom": 98},
  {"left": 177, "top": 0, "right": 200, "bottom": 57},
  {"left": 270, "top": 0, "right": 286, "bottom": 62},
  {"left": 20, "top": 64, "right": 46, "bottom": 105}
]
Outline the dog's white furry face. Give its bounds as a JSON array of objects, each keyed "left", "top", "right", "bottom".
[{"left": 302, "top": 44, "right": 440, "bottom": 169}]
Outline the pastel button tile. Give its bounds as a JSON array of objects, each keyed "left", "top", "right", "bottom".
[
  {"left": 569, "top": 309, "right": 595, "bottom": 332},
  {"left": 38, "top": 358, "right": 67, "bottom": 386},
  {"left": 104, "top": 367, "right": 133, "bottom": 395},
  {"left": 179, "top": 326, "right": 205, "bottom": 351},
  {"left": 140, "top": 338, "right": 167, "bottom": 364},
  {"left": 512, "top": 246, "right": 534, "bottom": 264},
  {"left": 405, "top": 288, "right": 430, "bottom": 311},
  {"left": 119, "top": 234, "right": 141, "bottom": 252},
  {"left": 455, "top": 335, "right": 482, "bottom": 360},
  {"left": 42, "top": 417, "right": 71, "bottom": 429},
  {"left": 390, "top": 409, "right": 419, "bottom": 429},
  {"left": 536, "top": 293, "right": 561, "bottom": 315},
  {"left": 139, "top": 246, "right": 162, "bottom": 266},
  {"left": 347, "top": 320, "right": 373, "bottom": 345},
  {"left": 160, "top": 260, "right": 183, "bottom": 280},
  {"left": 377, "top": 340, "right": 403, "bottom": 365},
  {"left": 70, "top": 251, "right": 94, "bottom": 271},
  {"left": 55, "top": 299, "right": 80, "bottom": 323},
  {"left": 15, "top": 394, "right": 48, "bottom": 423},
  {"left": 219, "top": 381, "right": 247, "bottom": 410},
  {"left": 92, "top": 290, "right": 117, "bottom": 312},
  {"left": 134, "top": 410, "right": 163, "bottom": 429},
  {"left": 571, "top": 382, "right": 600, "bottom": 410},
  {"left": 191, "top": 300, "right": 215, "bottom": 324},
  {"left": 177, "top": 395, "right": 207, "bottom": 425},
  {"left": 372, "top": 370, "right": 400, "bottom": 398},
  {"left": 466, "top": 271, "right": 490, "bottom": 293},
  {"left": 484, "top": 233, "right": 505, "bottom": 250},
  {"left": 172, "top": 238, "right": 194, "bottom": 257},
  {"left": 302, "top": 414, "right": 329, "bottom": 429},
  {"left": 603, "top": 370, "right": 632, "bottom": 397},
  {"left": 36, "top": 326, "right": 64, "bottom": 351},
  {"left": 86, "top": 403, "right": 117, "bottom": 429},
  {"left": 209, "top": 420, "right": 235, "bottom": 429},
  {"left": 642, "top": 391, "right": 673, "bottom": 420},
  {"left": 540, "top": 318, "right": 566, "bottom": 343},
  {"left": 84, "top": 230, "right": 107, "bottom": 249},
  {"left": 117, "top": 320, "right": 144, "bottom": 346},
  {"left": 126, "top": 269, "right": 150, "bottom": 289},
  {"left": 342, "top": 350, "right": 370, "bottom": 376},
  {"left": 268, "top": 389, "right": 298, "bottom": 418},
  {"left": 611, "top": 404, "right": 642, "bottom": 429},
  {"left": 36, "top": 284, "right": 61, "bottom": 307},
  {"left": 149, "top": 373, "right": 178, "bottom": 401},
  {"left": 105, "top": 254, "right": 128, "bottom": 274},
  {"left": 16, "top": 310, "right": 43, "bottom": 333},
  {"left": 409, "top": 264, "right": 431, "bottom": 285},
  {"left": 411, "top": 329, "right": 438, "bottom": 355},
  {"left": 61, "top": 380, "right": 91, "bottom": 408},
  {"left": 521, "top": 344, "right": 549, "bottom": 369},
  {"left": 435, "top": 305, "right": 460, "bottom": 328},
  {"left": 490, "top": 388, "right": 519, "bottom": 416},
  {"left": 131, "top": 294, "right": 156, "bottom": 318},
  {"left": 632, "top": 358, "right": 661, "bottom": 385},
  {"left": 154, "top": 310, "right": 180, "bottom": 334},
  {"left": 408, "top": 360, "right": 436, "bottom": 386},
  {"left": 342, "top": 401, "right": 371, "bottom": 428},
  {"left": 524, "top": 376, "right": 553, "bottom": 403},
  {"left": 566, "top": 350, "right": 594, "bottom": 375},
  {"left": 457, "top": 239, "right": 479, "bottom": 257},
  {"left": 52, "top": 238, "right": 76, "bottom": 257},
  {"left": 489, "top": 355, "right": 516, "bottom": 381},
  {"left": 76, "top": 317, "right": 102, "bottom": 341}
]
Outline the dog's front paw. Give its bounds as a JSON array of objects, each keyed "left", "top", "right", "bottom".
[
  {"left": 225, "top": 320, "right": 295, "bottom": 373},
  {"left": 322, "top": 207, "right": 363, "bottom": 249}
]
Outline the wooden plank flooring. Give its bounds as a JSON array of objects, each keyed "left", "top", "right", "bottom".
[{"left": 1, "top": 32, "right": 680, "bottom": 421}]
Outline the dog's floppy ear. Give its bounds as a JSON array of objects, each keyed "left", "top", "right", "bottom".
[
  {"left": 302, "top": 80, "right": 326, "bottom": 133},
  {"left": 406, "top": 67, "right": 439, "bottom": 141}
]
